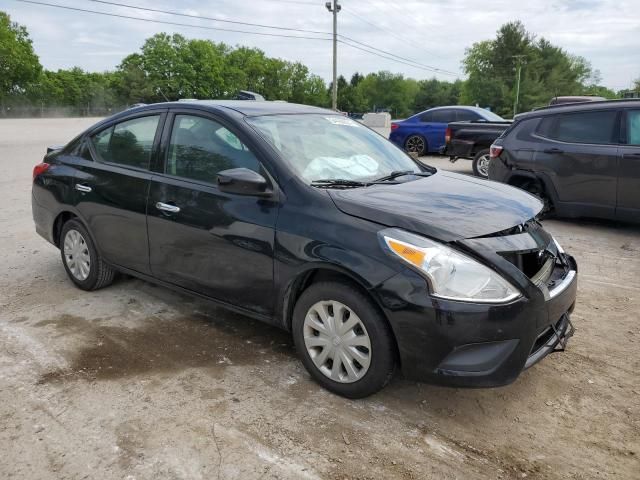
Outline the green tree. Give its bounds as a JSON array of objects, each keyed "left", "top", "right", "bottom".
[
  {"left": 0, "top": 12, "right": 41, "bottom": 107},
  {"left": 354, "top": 71, "right": 418, "bottom": 117},
  {"left": 114, "top": 33, "right": 228, "bottom": 103},
  {"left": 462, "top": 21, "right": 594, "bottom": 116},
  {"left": 413, "top": 78, "right": 463, "bottom": 111}
]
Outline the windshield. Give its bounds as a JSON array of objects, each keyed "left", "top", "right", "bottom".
[{"left": 245, "top": 114, "right": 422, "bottom": 183}]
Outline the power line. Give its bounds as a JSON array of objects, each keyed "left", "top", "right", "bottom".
[
  {"left": 342, "top": 8, "right": 445, "bottom": 61},
  {"left": 80, "top": 0, "right": 458, "bottom": 77},
  {"left": 85, "top": 0, "right": 458, "bottom": 76},
  {"left": 14, "top": 0, "right": 458, "bottom": 78},
  {"left": 338, "top": 39, "right": 456, "bottom": 76},
  {"left": 338, "top": 33, "right": 458, "bottom": 76},
  {"left": 14, "top": 0, "right": 333, "bottom": 41},
  {"left": 86, "top": 0, "right": 330, "bottom": 35}
]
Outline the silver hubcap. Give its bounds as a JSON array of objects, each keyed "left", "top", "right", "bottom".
[
  {"left": 63, "top": 229, "right": 91, "bottom": 281},
  {"left": 303, "top": 300, "right": 372, "bottom": 383},
  {"left": 406, "top": 136, "right": 425, "bottom": 154},
  {"left": 477, "top": 154, "right": 491, "bottom": 177}
]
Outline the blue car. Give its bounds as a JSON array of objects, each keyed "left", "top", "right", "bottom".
[{"left": 389, "top": 106, "right": 505, "bottom": 156}]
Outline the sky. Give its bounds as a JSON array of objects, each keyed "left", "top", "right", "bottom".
[{"left": 3, "top": 0, "right": 639, "bottom": 91}]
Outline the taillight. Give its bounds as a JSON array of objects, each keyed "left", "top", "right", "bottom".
[
  {"left": 489, "top": 144, "right": 503, "bottom": 159},
  {"left": 390, "top": 123, "right": 399, "bottom": 131},
  {"left": 445, "top": 127, "right": 452, "bottom": 144},
  {"left": 33, "top": 162, "right": 50, "bottom": 180}
]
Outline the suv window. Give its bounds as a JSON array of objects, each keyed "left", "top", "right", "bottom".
[
  {"left": 167, "top": 114, "right": 260, "bottom": 183},
  {"left": 90, "top": 115, "right": 160, "bottom": 169},
  {"left": 539, "top": 110, "right": 618, "bottom": 144},
  {"left": 628, "top": 110, "right": 640, "bottom": 145},
  {"left": 456, "top": 110, "right": 480, "bottom": 122},
  {"left": 431, "top": 109, "right": 457, "bottom": 123}
]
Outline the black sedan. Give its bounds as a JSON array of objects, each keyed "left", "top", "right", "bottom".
[{"left": 32, "top": 101, "right": 577, "bottom": 398}]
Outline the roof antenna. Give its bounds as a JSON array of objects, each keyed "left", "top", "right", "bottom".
[{"left": 157, "top": 86, "right": 170, "bottom": 102}]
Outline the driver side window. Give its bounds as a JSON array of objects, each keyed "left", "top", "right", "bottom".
[{"left": 166, "top": 114, "right": 260, "bottom": 183}]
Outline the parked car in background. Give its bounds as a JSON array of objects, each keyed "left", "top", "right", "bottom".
[
  {"left": 548, "top": 95, "right": 605, "bottom": 105},
  {"left": 236, "top": 90, "right": 265, "bottom": 101},
  {"left": 442, "top": 119, "right": 512, "bottom": 177},
  {"left": 489, "top": 99, "right": 640, "bottom": 222},
  {"left": 389, "top": 106, "right": 505, "bottom": 156},
  {"left": 32, "top": 100, "right": 577, "bottom": 398}
]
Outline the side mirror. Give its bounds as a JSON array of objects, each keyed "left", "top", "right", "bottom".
[{"left": 217, "top": 168, "right": 271, "bottom": 196}]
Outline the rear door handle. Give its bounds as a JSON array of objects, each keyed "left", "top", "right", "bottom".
[
  {"left": 623, "top": 153, "right": 640, "bottom": 158},
  {"left": 155, "top": 202, "right": 180, "bottom": 213},
  {"left": 543, "top": 148, "right": 564, "bottom": 154},
  {"left": 75, "top": 184, "right": 92, "bottom": 193}
]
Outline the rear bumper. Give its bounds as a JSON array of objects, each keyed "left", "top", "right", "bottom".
[
  {"left": 32, "top": 189, "right": 57, "bottom": 246},
  {"left": 374, "top": 254, "right": 577, "bottom": 388}
]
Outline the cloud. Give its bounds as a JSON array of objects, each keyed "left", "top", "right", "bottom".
[{"left": 3, "top": 0, "right": 638, "bottom": 90}]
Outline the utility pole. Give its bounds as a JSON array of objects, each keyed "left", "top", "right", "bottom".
[
  {"left": 512, "top": 55, "right": 526, "bottom": 117},
  {"left": 326, "top": 1, "right": 341, "bottom": 110}
]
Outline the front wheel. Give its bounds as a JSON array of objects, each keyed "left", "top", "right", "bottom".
[
  {"left": 472, "top": 149, "right": 491, "bottom": 178},
  {"left": 292, "top": 282, "right": 396, "bottom": 398}
]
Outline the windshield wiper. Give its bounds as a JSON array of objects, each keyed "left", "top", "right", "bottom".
[
  {"left": 311, "top": 178, "right": 369, "bottom": 188},
  {"left": 372, "top": 170, "right": 432, "bottom": 183}
]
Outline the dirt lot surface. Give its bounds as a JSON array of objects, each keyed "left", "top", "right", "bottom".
[{"left": 1, "top": 117, "right": 639, "bottom": 479}]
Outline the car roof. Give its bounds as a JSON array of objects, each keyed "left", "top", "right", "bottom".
[
  {"left": 135, "top": 100, "right": 334, "bottom": 116},
  {"left": 412, "top": 105, "right": 497, "bottom": 118},
  {"left": 519, "top": 98, "right": 640, "bottom": 119}
]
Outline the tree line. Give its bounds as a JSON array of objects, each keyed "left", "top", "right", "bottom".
[{"left": 1, "top": 11, "right": 636, "bottom": 119}]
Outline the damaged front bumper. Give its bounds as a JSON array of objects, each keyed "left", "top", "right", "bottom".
[{"left": 372, "top": 221, "right": 578, "bottom": 388}]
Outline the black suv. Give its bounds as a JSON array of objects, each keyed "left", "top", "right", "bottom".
[
  {"left": 489, "top": 99, "right": 640, "bottom": 222},
  {"left": 32, "top": 101, "right": 577, "bottom": 398}
]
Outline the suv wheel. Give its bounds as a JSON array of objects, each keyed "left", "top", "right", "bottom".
[
  {"left": 60, "top": 219, "right": 115, "bottom": 291},
  {"left": 405, "top": 135, "right": 427, "bottom": 156},
  {"left": 472, "top": 149, "right": 491, "bottom": 178},
  {"left": 292, "top": 282, "right": 396, "bottom": 398}
]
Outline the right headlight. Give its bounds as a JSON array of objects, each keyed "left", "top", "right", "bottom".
[{"left": 380, "top": 229, "right": 521, "bottom": 303}]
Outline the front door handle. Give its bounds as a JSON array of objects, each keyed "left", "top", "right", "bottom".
[
  {"left": 623, "top": 153, "right": 640, "bottom": 159},
  {"left": 155, "top": 202, "right": 180, "bottom": 214},
  {"left": 543, "top": 148, "right": 564, "bottom": 154},
  {"left": 75, "top": 184, "right": 92, "bottom": 193}
]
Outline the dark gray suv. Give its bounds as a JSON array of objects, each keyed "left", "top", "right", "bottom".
[{"left": 489, "top": 99, "right": 640, "bottom": 222}]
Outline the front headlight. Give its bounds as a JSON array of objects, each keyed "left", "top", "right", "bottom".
[{"left": 380, "top": 229, "right": 521, "bottom": 303}]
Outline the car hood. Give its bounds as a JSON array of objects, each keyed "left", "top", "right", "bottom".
[{"left": 328, "top": 170, "right": 543, "bottom": 242}]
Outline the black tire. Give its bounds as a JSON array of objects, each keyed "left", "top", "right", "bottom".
[
  {"left": 514, "top": 178, "right": 554, "bottom": 218},
  {"left": 472, "top": 148, "right": 491, "bottom": 178},
  {"left": 60, "top": 218, "right": 115, "bottom": 291},
  {"left": 404, "top": 135, "right": 427, "bottom": 156},
  {"left": 292, "top": 281, "right": 396, "bottom": 398}
]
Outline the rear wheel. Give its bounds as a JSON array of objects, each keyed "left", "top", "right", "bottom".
[
  {"left": 292, "top": 282, "right": 396, "bottom": 398},
  {"left": 404, "top": 135, "right": 427, "bottom": 156},
  {"left": 60, "top": 219, "right": 115, "bottom": 291},
  {"left": 472, "top": 149, "right": 491, "bottom": 178}
]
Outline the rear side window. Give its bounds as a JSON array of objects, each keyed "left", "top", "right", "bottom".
[
  {"left": 430, "top": 109, "right": 456, "bottom": 123},
  {"left": 166, "top": 114, "right": 260, "bottom": 183},
  {"left": 419, "top": 112, "right": 433, "bottom": 122},
  {"left": 90, "top": 115, "right": 160, "bottom": 169},
  {"left": 627, "top": 110, "right": 640, "bottom": 145},
  {"left": 456, "top": 110, "right": 480, "bottom": 122},
  {"left": 538, "top": 110, "right": 618, "bottom": 144}
]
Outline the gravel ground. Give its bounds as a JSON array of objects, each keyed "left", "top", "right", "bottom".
[{"left": 1, "top": 117, "right": 639, "bottom": 480}]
